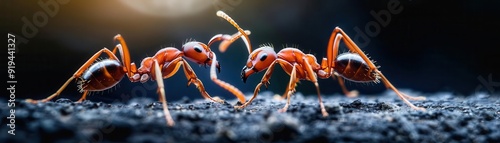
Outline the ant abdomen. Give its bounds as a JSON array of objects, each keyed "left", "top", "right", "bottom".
[
  {"left": 334, "top": 53, "right": 377, "bottom": 83},
  {"left": 79, "top": 59, "right": 126, "bottom": 91}
]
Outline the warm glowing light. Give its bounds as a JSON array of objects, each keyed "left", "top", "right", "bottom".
[{"left": 120, "top": 0, "right": 213, "bottom": 18}]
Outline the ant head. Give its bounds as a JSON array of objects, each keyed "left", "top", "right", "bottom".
[
  {"left": 241, "top": 46, "right": 277, "bottom": 83},
  {"left": 182, "top": 41, "right": 220, "bottom": 72}
]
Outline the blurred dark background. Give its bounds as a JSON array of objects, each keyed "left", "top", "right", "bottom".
[{"left": 2, "top": 0, "right": 500, "bottom": 102}]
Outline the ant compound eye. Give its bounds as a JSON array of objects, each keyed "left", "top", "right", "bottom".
[
  {"left": 194, "top": 45, "right": 203, "bottom": 53},
  {"left": 259, "top": 53, "right": 268, "bottom": 61}
]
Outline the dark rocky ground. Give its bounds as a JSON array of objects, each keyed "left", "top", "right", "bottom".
[{"left": 1, "top": 91, "right": 499, "bottom": 143}]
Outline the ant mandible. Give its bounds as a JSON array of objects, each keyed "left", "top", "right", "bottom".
[
  {"left": 211, "top": 11, "right": 426, "bottom": 117},
  {"left": 26, "top": 34, "right": 247, "bottom": 126}
]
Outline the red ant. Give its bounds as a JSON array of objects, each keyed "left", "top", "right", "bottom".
[
  {"left": 211, "top": 11, "right": 426, "bottom": 117},
  {"left": 26, "top": 34, "right": 247, "bottom": 126}
]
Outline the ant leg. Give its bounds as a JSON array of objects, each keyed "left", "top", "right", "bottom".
[
  {"left": 278, "top": 64, "right": 299, "bottom": 114},
  {"left": 159, "top": 57, "right": 183, "bottom": 79},
  {"left": 208, "top": 30, "right": 251, "bottom": 53},
  {"left": 113, "top": 34, "right": 136, "bottom": 77},
  {"left": 336, "top": 76, "right": 359, "bottom": 98},
  {"left": 152, "top": 60, "right": 175, "bottom": 126},
  {"left": 25, "top": 76, "right": 74, "bottom": 103},
  {"left": 215, "top": 10, "right": 253, "bottom": 54},
  {"left": 235, "top": 61, "right": 278, "bottom": 109},
  {"left": 277, "top": 93, "right": 287, "bottom": 101},
  {"left": 402, "top": 93, "right": 426, "bottom": 101},
  {"left": 377, "top": 72, "right": 426, "bottom": 111},
  {"left": 158, "top": 57, "right": 223, "bottom": 103},
  {"left": 209, "top": 52, "right": 246, "bottom": 103},
  {"left": 25, "top": 48, "right": 119, "bottom": 103},
  {"left": 324, "top": 29, "right": 358, "bottom": 98},
  {"left": 378, "top": 76, "right": 426, "bottom": 101},
  {"left": 302, "top": 58, "right": 329, "bottom": 117},
  {"left": 72, "top": 48, "right": 120, "bottom": 78},
  {"left": 180, "top": 59, "right": 225, "bottom": 103},
  {"left": 328, "top": 27, "right": 377, "bottom": 69},
  {"left": 76, "top": 91, "right": 89, "bottom": 102},
  {"left": 329, "top": 27, "right": 425, "bottom": 111},
  {"left": 211, "top": 11, "right": 258, "bottom": 103}
]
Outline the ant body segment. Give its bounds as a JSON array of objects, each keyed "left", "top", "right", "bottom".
[{"left": 211, "top": 11, "right": 426, "bottom": 116}]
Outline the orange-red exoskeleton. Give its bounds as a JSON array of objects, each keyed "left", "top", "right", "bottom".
[
  {"left": 26, "top": 34, "right": 247, "bottom": 126},
  {"left": 210, "top": 11, "right": 426, "bottom": 117}
]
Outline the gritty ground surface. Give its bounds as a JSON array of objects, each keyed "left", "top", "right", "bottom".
[{"left": 1, "top": 91, "right": 499, "bottom": 143}]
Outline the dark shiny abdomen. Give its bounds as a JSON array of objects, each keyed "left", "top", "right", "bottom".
[
  {"left": 334, "top": 53, "right": 375, "bottom": 82},
  {"left": 80, "top": 59, "right": 125, "bottom": 91}
]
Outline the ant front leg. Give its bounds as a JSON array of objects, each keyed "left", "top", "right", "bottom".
[
  {"left": 180, "top": 58, "right": 225, "bottom": 103},
  {"left": 209, "top": 52, "right": 247, "bottom": 103},
  {"left": 159, "top": 56, "right": 224, "bottom": 103},
  {"left": 215, "top": 11, "right": 253, "bottom": 54},
  {"left": 208, "top": 30, "right": 251, "bottom": 53},
  {"left": 235, "top": 61, "right": 278, "bottom": 110},
  {"left": 329, "top": 27, "right": 426, "bottom": 111},
  {"left": 25, "top": 48, "right": 120, "bottom": 103}
]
